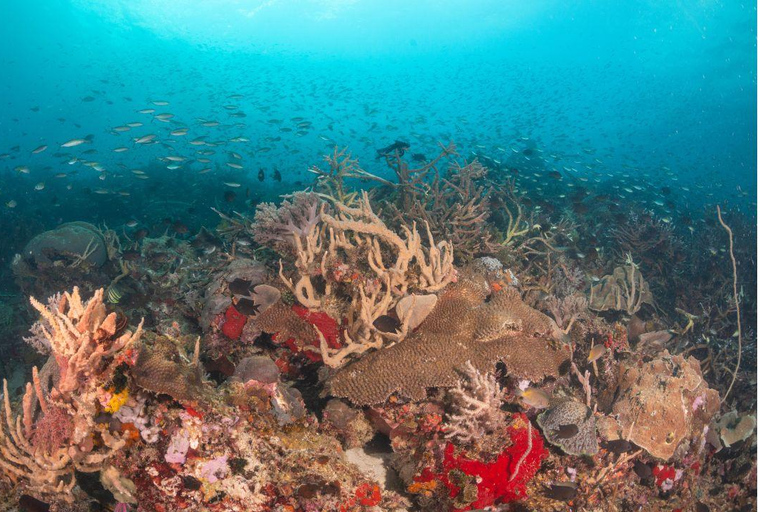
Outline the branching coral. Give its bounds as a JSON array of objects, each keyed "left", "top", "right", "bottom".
[
  {"left": 252, "top": 192, "right": 323, "bottom": 254},
  {"left": 28, "top": 287, "right": 142, "bottom": 394},
  {"left": 271, "top": 191, "right": 455, "bottom": 367},
  {"left": 444, "top": 362, "right": 507, "bottom": 445},
  {"left": 0, "top": 287, "right": 140, "bottom": 503}
]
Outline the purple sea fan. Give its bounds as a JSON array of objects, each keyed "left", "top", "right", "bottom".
[{"left": 252, "top": 192, "right": 323, "bottom": 253}]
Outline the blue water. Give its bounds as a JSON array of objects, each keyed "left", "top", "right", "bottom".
[{"left": 0, "top": 1, "right": 757, "bottom": 222}]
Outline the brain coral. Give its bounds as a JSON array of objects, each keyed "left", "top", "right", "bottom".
[
  {"left": 329, "top": 277, "right": 569, "bottom": 406},
  {"left": 611, "top": 351, "right": 720, "bottom": 460},
  {"left": 133, "top": 337, "right": 212, "bottom": 406},
  {"left": 537, "top": 399, "right": 598, "bottom": 456}
]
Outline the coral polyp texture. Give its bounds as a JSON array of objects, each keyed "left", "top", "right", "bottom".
[
  {"left": 0, "top": 145, "right": 756, "bottom": 512},
  {"left": 329, "top": 276, "right": 569, "bottom": 406}
]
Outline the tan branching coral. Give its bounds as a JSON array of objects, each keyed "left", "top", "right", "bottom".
[
  {"left": 29, "top": 287, "right": 143, "bottom": 394},
  {"left": 275, "top": 191, "right": 456, "bottom": 368},
  {"left": 0, "top": 287, "right": 139, "bottom": 502},
  {"left": 329, "top": 277, "right": 569, "bottom": 406},
  {"left": 444, "top": 362, "right": 507, "bottom": 445}
]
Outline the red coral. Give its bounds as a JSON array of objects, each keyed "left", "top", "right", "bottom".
[
  {"left": 221, "top": 305, "right": 247, "bottom": 340},
  {"left": 412, "top": 413, "right": 547, "bottom": 511},
  {"left": 282, "top": 305, "right": 342, "bottom": 362},
  {"left": 355, "top": 482, "right": 382, "bottom": 506},
  {"left": 652, "top": 464, "right": 678, "bottom": 487}
]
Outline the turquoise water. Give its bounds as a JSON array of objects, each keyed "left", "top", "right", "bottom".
[{"left": 0, "top": 1, "right": 757, "bottom": 240}]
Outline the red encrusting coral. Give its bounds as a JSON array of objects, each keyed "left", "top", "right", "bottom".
[
  {"left": 221, "top": 305, "right": 247, "bottom": 340},
  {"left": 652, "top": 464, "right": 678, "bottom": 488},
  {"left": 277, "top": 305, "right": 342, "bottom": 362},
  {"left": 412, "top": 413, "right": 548, "bottom": 511}
]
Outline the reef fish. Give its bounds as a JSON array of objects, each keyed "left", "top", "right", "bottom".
[
  {"left": 553, "top": 423, "right": 579, "bottom": 439},
  {"left": 373, "top": 315, "right": 401, "bottom": 333},
  {"left": 544, "top": 482, "right": 578, "bottom": 501},
  {"left": 228, "top": 278, "right": 253, "bottom": 296},
  {"left": 376, "top": 140, "right": 410, "bottom": 158}
]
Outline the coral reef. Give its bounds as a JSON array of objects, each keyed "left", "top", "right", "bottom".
[
  {"left": 588, "top": 256, "right": 654, "bottom": 315},
  {"left": 0, "top": 144, "right": 756, "bottom": 511},
  {"left": 0, "top": 287, "right": 139, "bottom": 502}
]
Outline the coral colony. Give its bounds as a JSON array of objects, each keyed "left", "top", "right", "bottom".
[{"left": 0, "top": 146, "right": 756, "bottom": 511}]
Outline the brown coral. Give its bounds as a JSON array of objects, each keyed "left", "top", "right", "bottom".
[
  {"left": 252, "top": 302, "right": 317, "bottom": 346},
  {"left": 588, "top": 258, "right": 653, "bottom": 315},
  {"left": 610, "top": 351, "right": 720, "bottom": 460},
  {"left": 132, "top": 337, "right": 212, "bottom": 406},
  {"left": 329, "top": 277, "right": 569, "bottom": 406}
]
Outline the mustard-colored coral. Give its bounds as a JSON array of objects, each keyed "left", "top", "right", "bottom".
[{"left": 104, "top": 387, "right": 130, "bottom": 414}]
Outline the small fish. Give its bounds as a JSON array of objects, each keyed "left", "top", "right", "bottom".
[
  {"left": 234, "top": 298, "right": 260, "bottom": 316},
  {"left": 633, "top": 460, "right": 653, "bottom": 479},
  {"left": 61, "top": 138, "right": 88, "bottom": 147},
  {"left": 272, "top": 170, "right": 281, "bottom": 182},
  {"left": 152, "top": 100, "right": 170, "bottom": 106},
  {"left": 134, "top": 134, "right": 157, "bottom": 144},
  {"left": 126, "top": 220, "right": 139, "bottom": 228},
  {"left": 516, "top": 388, "right": 550, "bottom": 408},
  {"left": 226, "top": 162, "right": 243, "bottom": 169},
  {"left": 34, "top": 182, "right": 45, "bottom": 191},
  {"left": 31, "top": 145, "right": 47, "bottom": 154},
  {"left": 602, "top": 439, "right": 633, "bottom": 454},
  {"left": 257, "top": 168, "right": 265, "bottom": 182},
  {"left": 223, "top": 182, "right": 241, "bottom": 188},
  {"left": 544, "top": 481, "right": 578, "bottom": 501},
  {"left": 106, "top": 284, "right": 123, "bottom": 304},
  {"left": 553, "top": 424, "right": 579, "bottom": 440},
  {"left": 5, "top": 200, "right": 17, "bottom": 208},
  {"left": 373, "top": 315, "right": 401, "bottom": 333},
  {"left": 587, "top": 344, "right": 607, "bottom": 364},
  {"left": 376, "top": 140, "right": 410, "bottom": 158},
  {"left": 228, "top": 278, "right": 252, "bottom": 296}
]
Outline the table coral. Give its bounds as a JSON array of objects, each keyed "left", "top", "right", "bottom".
[{"left": 329, "top": 277, "right": 569, "bottom": 406}]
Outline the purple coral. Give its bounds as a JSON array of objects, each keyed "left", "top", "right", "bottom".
[
  {"left": 200, "top": 455, "right": 229, "bottom": 483},
  {"left": 252, "top": 192, "right": 322, "bottom": 252}
]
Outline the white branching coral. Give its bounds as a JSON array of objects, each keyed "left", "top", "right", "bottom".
[
  {"left": 444, "top": 362, "right": 507, "bottom": 444},
  {"left": 545, "top": 293, "right": 588, "bottom": 334},
  {"left": 0, "top": 287, "right": 141, "bottom": 503}
]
